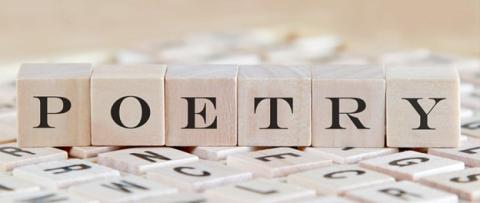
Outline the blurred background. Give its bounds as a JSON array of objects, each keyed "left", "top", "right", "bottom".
[{"left": 1, "top": 0, "right": 478, "bottom": 60}]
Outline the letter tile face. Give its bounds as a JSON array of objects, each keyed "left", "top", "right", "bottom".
[
  {"left": 312, "top": 65, "right": 385, "bottom": 147},
  {"left": 0, "top": 112, "right": 17, "bottom": 144},
  {"left": 0, "top": 175, "right": 41, "bottom": 197},
  {"left": 0, "top": 190, "right": 97, "bottom": 203},
  {"left": 297, "top": 196, "right": 357, "bottom": 203},
  {"left": 386, "top": 66, "right": 460, "bottom": 147},
  {"left": 165, "top": 65, "right": 237, "bottom": 146},
  {"left": 238, "top": 65, "right": 311, "bottom": 146},
  {"left": 420, "top": 168, "right": 480, "bottom": 201},
  {"left": 305, "top": 147, "right": 398, "bottom": 164},
  {"left": 146, "top": 160, "right": 252, "bottom": 192},
  {"left": 12, "top": 159, "right": 120, "bottom": 190},
  {"left": 17, "top": 63, "right": 92, "bottom": 147},
  {"left": 226, "top": 147, "right": 332, "bottom": 178},
  {"left": 69, "top": 175, "right": 177, "bottom": 202},
  {"left": 69, "top": 146, "right": 120, "bottom": 159},
  {"left": 462, "top": 116, "right": 480, "bottom": 138},
  {"left": 91, "top": 64, "right": 167, "bottom": 146},
  {"left": 345, "top": 181, "right": 458, "bottom": 203},
  {"left": 429, "top": 145, "right": 480, "bottom": 167},
  {"left": 97, "top": 147, "right": 198, "bottom": 175},
  {"left": 0, "top": 143, "right": 67, "bottom": 171},
  {"left": 359, "top": 151, "right": 464, "bottom": 180},
  {"left": 144, "top": 192, "right": 216, "bottom": 203},
  {"left": 287, "top": 165, "right": 394, "bottom": 195},
  {"left": 205, "top": 178, "right": 315, "bottom": 203},
  {"left": 191, "top": 147, "right": 256, "bottom": 161}
]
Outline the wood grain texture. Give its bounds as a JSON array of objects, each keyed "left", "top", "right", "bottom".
[
  {"left": 165, "top": 64, "right": 237, "bottom": 146},
  {"left": 238, "top": 65, "right": 311, "bottom": 146},
  {"left": 17, "top": 63, "right": 92, "bottom": 147},
  {"left": 312, "top": 65, "right": 385, "bottom": 147},
  {"left": 91, "top": 64, "right": 166, "bottom": 146},
  {"left": 386, "top": 66, "right": 460, "bottom": 147}
]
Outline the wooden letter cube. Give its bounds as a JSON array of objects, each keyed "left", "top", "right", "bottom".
[
  {"left": 17, "top": 63, "right": 92, "bottom": 147},
  {"left": 312, "top": 65, "right": 385, "bottom": 147},
  {"left": 238, "top": 65, "right": 311, "bottom": 146},
  {"left": 386, "top": 66, "right": 460, "bottom": 147},
  {"left": 91, "top": 64, "right": 166, "bottom": 146},
  {"left": 165, "top": 65, "right": 237, "bottom": 146}
]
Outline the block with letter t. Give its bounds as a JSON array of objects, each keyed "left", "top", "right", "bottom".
[
  {"left": 165, "top": 64, "right": 237, "bottom": 146},
  {"left": 386, "top": 66, "right": 460, "bottom": 147},
  {"left": 237, "top": 65, "right": 311, "bottom": 146},
  {"left": 17, "top": 63, "right": 92, "bottom": 147}
]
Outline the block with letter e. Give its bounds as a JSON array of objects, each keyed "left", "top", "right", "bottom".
[
  {"left": 17, "top": 63, "right": 92, "bottom": 147},
  {"left": 165, "top": 65, "right": 237, "bottom": 146},
  {"left": 386, "top": 66, "right": 460, "bottom": 147}
]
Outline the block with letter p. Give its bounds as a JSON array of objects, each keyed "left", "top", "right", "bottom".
[
  {"left": 17, "top": 63, "right": 92, "bottom": 147},
  {"left": 386, "top": 66, "right": 460, "bottom": 147}
]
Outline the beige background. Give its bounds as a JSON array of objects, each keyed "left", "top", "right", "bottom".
[{"left": 0, "top": 0, "right": 479, "bottom": 62}]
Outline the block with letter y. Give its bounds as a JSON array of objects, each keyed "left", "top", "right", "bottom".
[{"left": 386, "top": 66, "right": 460, "bottom": 147}]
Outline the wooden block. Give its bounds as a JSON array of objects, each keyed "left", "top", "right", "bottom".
[
  {"left": 191, "top": 147, "right": 256, "bottom": 161},
  {"left": 420, "top": 168, "right": 480, "bottom": 201},
  {"left": 359, "top": 151, "right": 464, "bottom": 181},
  {"left": 429, "top": 145, "right": 480, "bottom": 167},
  {"left": 0, "top": 175, "right": 41, "bottom": 197},
  {"left": 305, "top": 147, "right": 398, "bottom": 164},
  {"left": 0, "top": 190, "right": 98, "bottom": 203},
  {"left": 205, "top": 178, "right": 316, "bottom": 203},
  {"left": 461, "top": 116, "right": 480, "bottom": 138},
  {"left": 238, "top": 65, "right": 311, "bottom": 146},
  {"left": 91, "top": 64, "right": 167, "bottom": 146},
  {"left": 69, "top": 146, "right": 120, "bottom": 159},
  {"left": 17, "top": 63, "right": 92, "bottom": 147},
  {"left": 345, "top": 181, "right": 458, "bottom": 203},
  {"left": 0, "top": 143, "right": 67, "bottom": 171},
  {"left": 69, "top": 175, "right": 177, "bottom": 202},
  {"left": 386, "top": 66, "right": 460, "bottom": 147},
  {"left": 165, "top": 65, "right": 237, "bottom": 146},
  {"left": 312, "top": 65, "right": 385, "bottom": 147},
  {"left": 146, "top": 160, "right": 252, "bottom": 192},
  {"left": 226, "top": 147, "right": 332, "bottom": 178},
  {"left": 97, "top": 147, "right": 198, "bottom": 175},
  {"left": 12, "top": 159, "right": 120, "bottom": 189},
  {"left": 0, "top": 112, "right": 17, "bottom": 144},
  {"left": 287, "top": 164, "right": 394, "bottom": 195}
]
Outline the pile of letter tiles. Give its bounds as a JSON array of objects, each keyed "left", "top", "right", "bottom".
[{"left": 0, "top": 29, "right": 479, "bottom": 202}]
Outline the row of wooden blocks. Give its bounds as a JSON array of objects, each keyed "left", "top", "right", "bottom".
[{"left": 17, "top": 63, "right": 460, "bottom": 147}]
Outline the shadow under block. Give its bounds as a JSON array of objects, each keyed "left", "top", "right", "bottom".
[
  {"left": 17, "top": 63, "right": 92, "bottom": 147},
  {"left": 238, "top": 65, "right": 311, "bottom": 146},
  {"left": 91, "top": 64, "right": 166, "bottom": 146},
  {"left": 312, "top": 65, "right": 385, "bottom": 147},
  {"left": 165, "top": 65, "right": 237, "bottom": 146},
  {"left": 386, "top": 66, "right": 460, "bottom": 147}
]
